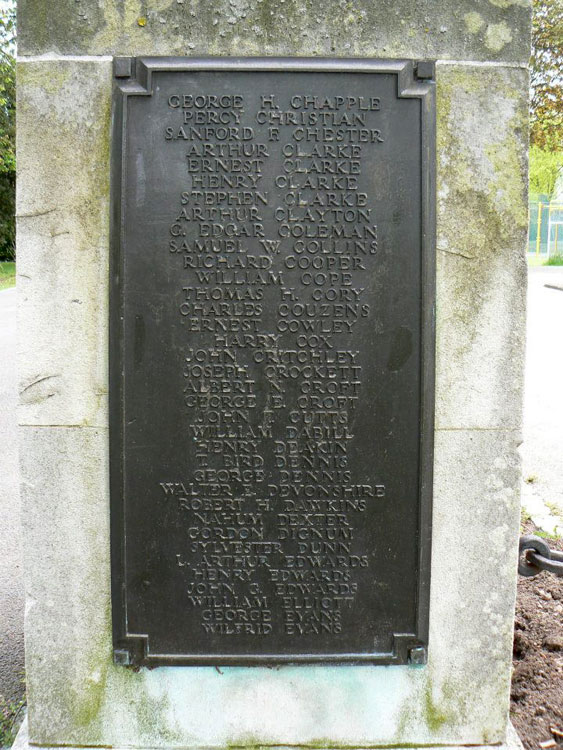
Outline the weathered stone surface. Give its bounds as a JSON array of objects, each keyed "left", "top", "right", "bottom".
[
  {"left": 17, "top": 2, "right": 530, "bottom": 745},
  {"left": 0, "top": 289, "right": 24, "bottom": 704},
  {"left": 435, "top": 64, "right": 528, "bottom": 430},
  {"left": 20, "top": 426, "right": 111, "bottom": 745},
  {"left": 18, "top": 0, "right": 531, "bottom": 63},
  {"left": 12, "top": 717, "right": 526, "bottom": 750},
  {"left": 21, "top": 425, "right": 521, "bottom": 747},
  {"left": 17, "top": 60, "right": 111, "bottom": 428},
  {"left": 426, "top": 428, "right": 522, "bottom": 744}
]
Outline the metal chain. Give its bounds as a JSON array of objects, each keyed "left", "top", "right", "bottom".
[{"left": 519, "top": 535, "right": 563, "bottom": 577}]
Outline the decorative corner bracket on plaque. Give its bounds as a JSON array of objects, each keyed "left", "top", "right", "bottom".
[
  {"left": 415, "top": 60, "right": 435, "bottom": 80},
  {"left": 392, "top": 634, "right": 428, "bottom": 666},
  {"left": 396, "top": 59, "right": 436, "bottom": 98},
  {"left": 113, "top": 635, "right": 149, "bottom": 667},
  {"left": 113, "top": 56, "right": 152, "bottom": 95}
]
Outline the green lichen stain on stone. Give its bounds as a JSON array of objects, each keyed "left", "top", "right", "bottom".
[
  {"left": 92, "top": 1, "right": 147, "bottom": 56},
  {"left": 146, "top": 0, "right": 174, "bottom": 10},
  {"left": 134, "top": 690, "right": 182, "bottom": 744},
  {"left": 393, "top": 686, "right": 414, "bottom": 740},
  {"left": 69, "top": 601, "right": 111, "bottom": 736},
  {"left": 101, "top": 667, "right": 183, "bottom": 745},
  {"left": 30, "top": 588, "right": 112, "bottom": 745},
  {"left": 256, "top": 0, "right": 306, "bottom": 47},
  {"left": 422, "top": 678, "right": 457, "bottom": 734},
  {"left": 485, "top": 21, "right": 513, "bottom": 52},
  {"left": 436, "top": 70, "right": 489, "bottom": 278},
  {"left": 19, "top": 0, "right": 106, "bottom": 54},
  {"left": 226, "top": 736, "right": 446, "bottom": 750},
  {"left": 484, "top": 107, "right": 529, "bottom": 238},
  {"left": 20, "top": 0, "right": 531, "bottom": 60},
  {"left": 429, "top": 680, "right": 454, "bottom": 731},
  {"left": 435, "top": 65, "right": 528, "bottom": 358},
  {"left": 390, "top": 673, "right": 457, "bottom": 740},
  {"left": 62, "top": 435, "right": 113, "bottom": 741},
  {"left": 464, "top": 11, "right": 485, "bottom": 33},
  {"left": 18, "top": 0, "right": 48, "bottom": 52},
  {"left": 226, "top": 734, "right": 276, "bottom": 750},
  {"left": 17, "top": 62, "right": 71, "bottom": 97},
  {"left": 488, "top": 0, "right": 530, "bottom": 8}
]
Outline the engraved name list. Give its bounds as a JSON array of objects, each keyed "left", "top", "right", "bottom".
[{"left": 111, "top": 61, "right": 434, "bottom": 666}]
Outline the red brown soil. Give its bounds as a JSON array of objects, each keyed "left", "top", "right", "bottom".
[{"left": 512, "top": 523, "right": 563, "bottom": 750}]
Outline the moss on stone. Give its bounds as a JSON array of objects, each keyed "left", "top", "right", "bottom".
[
  {"left": 423, "top": 687, "right": 449, "bottom": 733},
  {"left": 100, "top": 666, "right": 183, "bottom": 745},
  {"left": 435, "top": 65, "right": 528, "bottom": 359},
  {"left": 17, "top": 63, "right": 71, "bottom": 97},
  {"left": 485, "top": 21, "right": 513, "bottom": 52},
  {"left": 19, "top": 0, "right": 531, "bottom": 61},
  {"left": 488, "top": 0, "right": 530, "bottom": 9},
  {"left": 464, "top": 11, "right": 485, "bottom": 33}
]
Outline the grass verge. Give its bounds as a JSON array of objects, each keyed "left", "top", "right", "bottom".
[
  {"left": 0, "top": 692, "right": 25, "bottom": 747},
  {"left": 527, "top": 253, "right": 563, "bottom": 267},
  {"left": 544, "top": 253, "right": 563, "bottom": 266},
  {"left": 0, "top": 261, "right": 15, "bottom": 291}
]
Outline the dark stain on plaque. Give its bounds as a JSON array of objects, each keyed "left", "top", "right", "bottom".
[
  {"left": 387, "top": 327, "right": 413, "bottom": 371},
  {"left": 109, "top": 57, "right": 436, "bottom": 667},
  {"left": 134, "top": 315, "right": 145, "bottom": 368}
]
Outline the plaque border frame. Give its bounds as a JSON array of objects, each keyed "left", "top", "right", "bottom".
[{"left": 110, "top": 57, "right": 436, "bottom": 667}]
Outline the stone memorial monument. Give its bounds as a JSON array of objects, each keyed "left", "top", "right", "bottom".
[{"left": 16, "top": 1, "right": 530, "bottom": 749}]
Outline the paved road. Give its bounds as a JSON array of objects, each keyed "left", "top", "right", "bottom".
[
  {"left": 521, "top": 267, "right": 563, "bottom": 534},
  {"left": 0, "top": 287, "right": 24, "bottom": 702}
]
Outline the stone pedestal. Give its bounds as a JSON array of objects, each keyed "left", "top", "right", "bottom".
[{"left": 16, "top": 1, "right": 530, "bottom": 748}]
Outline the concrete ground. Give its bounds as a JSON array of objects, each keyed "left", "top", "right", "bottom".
[
  {"left": 521, "top": 266, "right": 563, "bottom": 535},
  {"left": 0, "top": 287, "right": 24, "bottom": 704}
]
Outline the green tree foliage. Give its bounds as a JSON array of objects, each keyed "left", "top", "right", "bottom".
[
  {"left": 530, "top": 0, "right": 563, "bottom": 151},
  {"left": 529, "top": 145, "right": 563, "bottom": 199},
  {"left": 0, "top": 1, "right": 15, "bottom": 261}
]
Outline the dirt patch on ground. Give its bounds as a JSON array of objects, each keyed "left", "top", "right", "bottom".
[{"left": 512, "top": 523, "right": 563, "bottom": 749}]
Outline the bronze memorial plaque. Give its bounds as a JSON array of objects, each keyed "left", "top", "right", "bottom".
[{"left": 110, "top": 57, "right": 435, "bottom": 666}]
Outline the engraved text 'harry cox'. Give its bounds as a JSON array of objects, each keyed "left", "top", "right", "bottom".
[{"left": 110, "top": 59, "right": 435, "bottom": 665}]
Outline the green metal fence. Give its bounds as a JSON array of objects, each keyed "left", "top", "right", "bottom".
[{"left": 529, "top": 197, "right": 563, "bottom": 258}]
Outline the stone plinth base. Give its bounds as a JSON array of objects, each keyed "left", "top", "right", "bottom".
[{"left": 12, "top": 717, "right": 525, "bottom": 750}]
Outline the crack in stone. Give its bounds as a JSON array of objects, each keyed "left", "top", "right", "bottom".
[
  {"left": 19, "top": 374, "right": 61, "bottom": 395},
  {"left": 16, "top": 208, "right": 57, "bottom": 218},
  {"left": 440, "top": 248, "right": 475, "bottom": 260}
]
